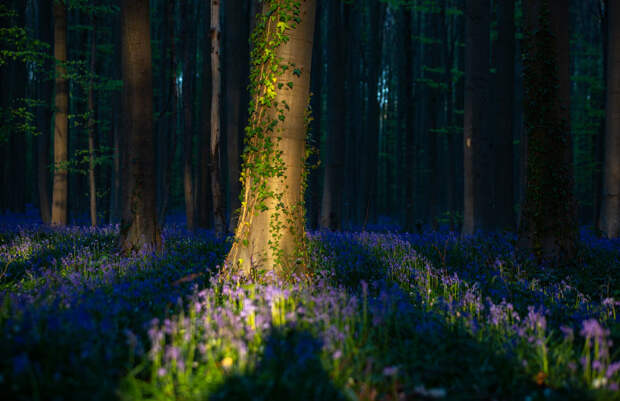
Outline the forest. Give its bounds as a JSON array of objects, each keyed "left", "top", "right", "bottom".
[{"left": 1, "top": 0, "right": 619, "bottom": 399}]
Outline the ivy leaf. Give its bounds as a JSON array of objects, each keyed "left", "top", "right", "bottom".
[
  {"left": 292, "top": 68, "right": 302, "bottom": 77},
  {"left": 276, "top": 21, "right": 288, "bottom": 33}
]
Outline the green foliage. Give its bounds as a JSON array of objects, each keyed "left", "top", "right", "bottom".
[{"left": 0, "top": 5, "right": 50, "bottom": 143}]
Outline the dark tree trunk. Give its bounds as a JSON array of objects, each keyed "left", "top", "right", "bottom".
[
  {"left": 494, "top": 0, "right": 516, "bottom": 230},
  {"left": 427, "top": 9, "right": 442, "bottom": 230},
  {"left": 401, "top": 8, "right": 414, "bottom": 232},
  {"left": 593, "top": 0, "right": 607, "bottom": 233},
  {"left": 224, "top": 0, "right": 249, "bottom": 232},
  {"left": 362, "top": 0, "right": 385, "bottom": 227},
  {"left": 462, "top": 0, "right": 492, "bottom": 235},
  {"left": 197, "top": 0, "right": 212, "bottom": 229},
  {"left": 319, "top": 1, "right": 346, "bottom": 230},
  {"left": 51, "top": 0, "right": 68, "bottom": 225},
  {"left": 519, "top": 0, "right": 577, "bottom": 262},
  {"left": 37, "top": 0, "right": 52, "bottom": 223},
  {"left": 182, "top": 0, "right": 196, "bottom": 230},
  {"left": 210, "top": 0, "right": 226, "bottom": 236},
  {"left": 600, "top": 0, "right": 620, "bottom": 238},
  {"left": 87, "top": 16, "right": 97, "bottom": 226},
  {"left": 307, "top": 0, "right": 323, "bottom": 229},
  {"left": 119, "top": 0, "right": 162, "bottom": 252}
]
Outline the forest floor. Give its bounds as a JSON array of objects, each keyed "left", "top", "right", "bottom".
[{"left": 1, "top": 213, "right": 619, "bottom": 401}]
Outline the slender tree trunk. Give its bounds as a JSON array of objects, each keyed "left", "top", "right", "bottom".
[
  {"left": 519, "top": 0, "right": 577, "bottom": 262},
  {"left": 210, "top": 0, "right": 225, "bottom": 236},
  {"left": 87, "top": 16, "right": 97, "bottom": 226},
  {"left": 319, "top": 1, "right": 345, "bottom": 230},
  {"left": 109, "top": 6, "right": 122, "bottom": 224},
  {"left": 348, "top": 4, "right": 364, "bottom": 226},
  {"left": 307, "top": 0, "right": 323, "bottom": 229},
  {"left": 198, "top": 0, "right": 212, "bottom": 229},
  {"left": 37, "top": 0, "right": 52, "bottom": 224},
  {"left": 402, "top": 8, "right": 414, "bottom": 232},
  {"left": 119, "top": 0, "right": 161, "bottom": 253},
  {"left": 226, "top": 0, "right": 316, "bottom": 275},
  {"left": 157, "top": 0, "right": 178, "bottom": 224},
  {"left": 462, "top": 0, "right": 491, "bottom": 235},
  {"left": 427, "top": 10, "right": 442, "bottom": 230},
  {"left": 51, "top": 1, "right": 68, "bottom": 226},
  {"left": 593, "top": 0, "right": 607, "bottom": 233},
  {"left": 182, "top": 0, "right": 196, "bottom": 230},
  {"left": 442, "top": 2, "right": 457, "bottom": 230},
  {"left": 495, "top": 0, "right": 515, "bottom": 230},
  {"left": 363, "top": 0, "right": 385, "bottom": 227},
  {"left": 224, "top": 0, "right": 249, "bottom": 232},
  {"left": 600, "top": 0, "right": 620, "bottom": 238}
]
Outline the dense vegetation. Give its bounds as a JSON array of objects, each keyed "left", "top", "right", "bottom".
[{"left": 1, "top": 216, "right": 619, "bottom": 400}]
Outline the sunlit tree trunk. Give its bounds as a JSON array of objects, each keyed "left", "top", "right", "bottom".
[
  {"left": 519, "top": 0, "right": 577, "bottom": 262},
  {"left": 226, "top": 0, "right": 316, "bottom": 276},
  {"left": 462, "top": 0, "right": 491, "bottom": 236},
  {"left": 600, "top": 0, "right": 620, "bottom": 238},
  {"left": 87, "top": 15, "right": 97, "bottom": 226},
  {"left": 119, "top": 0, "right": 161, "bottom": 253},
  {"left": 210, "top": 0, "right": 226, "bottom": 236},
  {"left": 51, "top": 1, "right": 68, "bottom": 226}
]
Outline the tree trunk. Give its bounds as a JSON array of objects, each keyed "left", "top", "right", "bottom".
[
  {"left": 462, "top": 0, "right": 491, "bottom": 235},
  {"left": 427, "top": 10, "right": 442, "bottom": 229},
  {"left": 319, "top": 1, "right": 345, "bottom": 231},
  {"left": 182, "top": 0, "right": 196, "bottom": 230},
  {"left": 519, "top": 0, "right": 577, "bottom": 262},
  {"left": 363, "top": 0, "right": 385, "bottom": 227},
  {"left": 210, "top": 0, "right": 226, "bottom": 236},
  {"left": 307, "top": 0, "right": 323, "bottom": 229},
  {"left": 224, "top": 0, "right": 249, "bottom": 232},
  {"left": 495, "top": 0, "right": 515, "bottom": 230},
  {"left": 37, "top": 0, "right": 52, "bottom": 224},
  {"left": 401, "top": 8, "right": 414, "bottom": 232},
  {"left": 600, "top": 0, "right": 620, "bottom": 238},
  {"left": 226, "top": 0, "right": 316, "bottom": 276},
  {"left": 51, "top": 1, "right": 68, "bottom": 226},
  {"left": 109, "top": 5, "right": 122, "bottom": 224},
  {"left": 197, "top": 0, "right": 212, "bottom": 229},
  {"left": 119, "top": 0, "right": 161, "bottom": 253},
  {"left": 593, "top": 0, "right": 607, "bottom": 233},
  {"left": 87, "top": 16, "right": 97, "bottom": 226},
  {"left": 157, "top": 0, "right": 178, "bottom": 224}
]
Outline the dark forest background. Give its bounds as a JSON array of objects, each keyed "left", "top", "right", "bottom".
[{"left": 0, "top": 0, "right": 610, "bottom": 233}]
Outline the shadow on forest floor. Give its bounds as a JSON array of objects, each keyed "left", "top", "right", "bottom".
[{"left": 209, "top": 328, "right": 347, "bottom": 401}]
